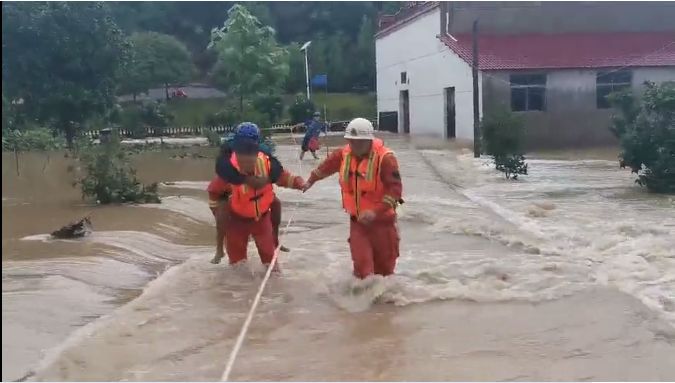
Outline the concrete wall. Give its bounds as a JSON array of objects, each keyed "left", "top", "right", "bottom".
[
  {"left": 448, "top": 2, "right": 675, "bottom": 34},
  {"left": 376, "top": 7, "right": 481, "bottom": 142},
  {"left": 482, "top": 67, "right": 675, "bottom": 148}
]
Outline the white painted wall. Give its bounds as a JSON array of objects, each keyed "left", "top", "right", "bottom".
[
  {"left": 484, "top": 67, "right": 675, "bottom": 113},
  {"left": 633, "top": 67, "right": 675, "bottom": 90},
  {"left": 546, "top": 67, "right": 675, "bottom": 92},
  {"left": 376, "top": 8, "right": 481, "bottom": 141}
]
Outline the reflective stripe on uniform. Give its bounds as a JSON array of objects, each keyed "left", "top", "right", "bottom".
[
  {"left": 365, "top": 150, "right": 376, "bottom": 181},
  {"left": 286, "top": 175, "right": 296, "bottom": 188},
  {"left": 383, "top": 195, "right": 399, "bottom": 209},
  {"left": 341, "top": 153, "right": 352, "bottom": 183}
]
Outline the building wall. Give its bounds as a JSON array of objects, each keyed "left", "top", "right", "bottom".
[
  {"left": 447, "top": 2, "right": 675, "bottom": 34},
  {"left": 376, "top": 7, "right": 481, "bottom": 141},
  {"left": 482, "top": 67, "right": 675, "bottom": 148}
]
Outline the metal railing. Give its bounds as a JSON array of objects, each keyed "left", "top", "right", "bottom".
[{"left": 85, "top": 119, "right": 378, "bottom": 139}]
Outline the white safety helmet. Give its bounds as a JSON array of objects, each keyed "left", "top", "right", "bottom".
[{"left": 344, "top": 118, "right": 375, "bottom": 140}]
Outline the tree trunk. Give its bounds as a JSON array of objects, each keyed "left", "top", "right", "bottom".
[
  {"left": 165, "top": 83, "right": 170, "bottom": 101},
  {"left": 14, "top": 148, "right": 20, "bottom": 176},
  {"left": 64, "top": 122, "right": 76, "bottom": 149}
]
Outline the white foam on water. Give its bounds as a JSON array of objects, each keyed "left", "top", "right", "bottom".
[
  {"left": 7, "top": 230, "right": 211, "bottom": 381},
  {"left": 28, "top": 249, "right": 248, "bottom": 380},
  {"left": 2, "top": 255, "right": 151, "bottom": 380},
  {"left": 15, "top": 140, "right": 674, "bottom": 380},
  {"left": 420, "top": 148, "right": 675, "bottom": 326},
  {"left": 160, "top": 180, "right": 209, "bottom": 191},
  {"left": 140, "top": 195, "right": 215, "bottom": 224}
]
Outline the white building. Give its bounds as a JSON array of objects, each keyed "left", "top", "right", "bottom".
[{"left": 375, "top": 2, "right": 675, "bottom": 148}]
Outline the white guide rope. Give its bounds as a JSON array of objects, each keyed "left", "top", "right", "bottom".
[{"left": 220, "top": 127, "right": 313, "bottom": 381}]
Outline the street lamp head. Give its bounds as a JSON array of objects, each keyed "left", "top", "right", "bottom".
[{"left": 300, "top": 41, "right": 312, "bottom": 51}]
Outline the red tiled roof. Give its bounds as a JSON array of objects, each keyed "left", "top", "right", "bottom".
[{"left": 440, "top": 32, "right": 675, "bottom": 70}]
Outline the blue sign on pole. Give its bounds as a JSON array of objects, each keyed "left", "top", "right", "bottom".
[{"left": 311, "top": 74, "right": 328, "bottom": 88}]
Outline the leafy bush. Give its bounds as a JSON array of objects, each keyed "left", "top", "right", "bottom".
[
  {"left": 288, "top": 94, "right": 315, "bottom": 123},
  {"left": 481, "top": 108, "right": 528, "bottom": 180},
  {"left": 76, "top": 135, "right": 161, "bottom": 204},
  {"left": 240, "top": 108, "right": 272, "bottom": 129},
  {"left": 2, "top": 128, "right": 65, "bottom": 151},
  {"left": 609, "top": 81, "right": 675, "bottom": 193},
  {"left": 140, "top": 101, "right": 174, "bottom": 135},
  {"left": 2, "top": 95, "right": 14, "bottom": 132},
  {"left": 205, "top": 107, "right": 238, "bottom": 127},
  {"left": 494, "top": 154, "right": 528, "bottom": 180},
  {"left": 119, "top": 105, "right": 144, "bottom": 138},
  {"left": 203, "top": 129, "right": 222, "bottom": 147},
  {"left": 253, "top": 94, "right": 284, "bottom": 123},
  {"left": 119, "top": 101, "right": 174, "bottom": 138}
]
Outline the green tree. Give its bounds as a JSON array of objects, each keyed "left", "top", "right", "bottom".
[
  {"left": 288, "top": 94, "right": 316, "bottom": 124},
  {"left": 285, "top": 43, "right": 307, "bottom": 94},
  {"left": 208, "top": 4, "right": 289, "bottom": 115},
  {"left": 76, "top": 134, "right": 160, "bottom": 204},
  {"left": 2, "top": 95, "right": 13, "bottom": 132},
  {"left": 108, "top": 2, "right": 398, "bottom": 92},
  {"left": 481, "top": 108, "right": 528, "bottom": 180},
  {"left": 253, "top": 94, "right": 284, "bottom": 124},
  {"left": 119, "top": 101, "right": 174, "bottom": 138},
  {"left": 127, "top": 32, "right": 194, "bottom": 100},
  {"left": 2, "top": 2, "right": 129, "bottom": 146},
  {"left": 118, "top": 37, "right": 152, "bottom": 102},
  {"left": 609, "top": 82, "right": 675, "bottom": 193},
  {"left": 353, "top": 15, "right": 376, "bottom": 90},
  {"left": 326, "top": 32, "right": 351, "bottom": 91},
  {"left": 246, "top": 1, "right": 276, "bottom": 29}
]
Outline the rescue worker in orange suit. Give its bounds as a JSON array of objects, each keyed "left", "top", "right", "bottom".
[
  {"left": 208, "top": 126, "right": 289, "bottom": 264},
  {"left": 210, "top": 123, "right": 305, "bottom": 268},
  {"left": 303, "top": 118, "right": 403, "bottom": 279}
]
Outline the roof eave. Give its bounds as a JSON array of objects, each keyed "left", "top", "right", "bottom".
[{"left": 375, "top": 2, "right": 440, "bottom": 40}]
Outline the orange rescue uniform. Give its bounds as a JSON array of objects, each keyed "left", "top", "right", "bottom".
[
  {"left": 214, "top": 151, "right": 304, "bottom": 265},
  {"left": 308, "top": 139, "right": 403, "bottom": 278}
]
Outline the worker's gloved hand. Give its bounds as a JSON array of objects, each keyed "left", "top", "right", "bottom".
[
  {"left": 245, "top": 175, "right": 269, "bottom": 189},
  {"left": 357, "top": 210, "right": 376, "bottom": 225},
  {"left": 301, "top": 180, "right": 314, "bottom": 193}
]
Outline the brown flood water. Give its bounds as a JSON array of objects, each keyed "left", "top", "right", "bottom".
[{"left": 3, "top": 138, "right": 675, "bottom": 381}]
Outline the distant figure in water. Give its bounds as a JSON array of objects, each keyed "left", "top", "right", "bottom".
[
  {"left": 303, "top": 118, "right": 404, "bottom": 279},
  {"left": 207, "top": 123, "right": 305, "bottom": 268},
  {"left": 294, "top": 111, "right": 327, "bottom": 160}
]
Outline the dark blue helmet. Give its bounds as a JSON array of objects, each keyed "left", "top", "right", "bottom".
[
  {"left": 232, "top": 122, "right": 260, "bottom": 154},
  {"left": 234, "top": 122, "right": 260, "bottom": 142}
]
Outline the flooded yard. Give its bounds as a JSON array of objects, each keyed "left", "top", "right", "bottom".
[{"left": 3, "top": 136, "right": 674, "bottom": 381}]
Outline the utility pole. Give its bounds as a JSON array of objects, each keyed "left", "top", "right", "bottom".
[
  {"left": 472, "top": 19, "right": 481, "bottom": 158},
  {"left": 304, "top": 50, "right": 310, "bottom": 100},
  {"left": 301, "top": 41, "right": 312, "bottom": 100}
]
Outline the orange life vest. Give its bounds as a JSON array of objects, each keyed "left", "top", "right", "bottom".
[
  {"left": 338, "top": 139, "right": 394, "bottom": 218},
  {"left": 229, "top": 152, "right": 274, "bottom": 220}
]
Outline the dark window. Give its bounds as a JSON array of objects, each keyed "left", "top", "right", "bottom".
[
  {"left": 400, "top": 72, "right": 407, "bottom": 84},
  {"left": 510, "top": 74, "right": 546, "bottom": 112},
  {"left": 596, "top": 70, "right": 632, "bottom": 109}
]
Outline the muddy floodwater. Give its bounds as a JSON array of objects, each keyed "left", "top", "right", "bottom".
[{"left": 3, "top": 135, "right": 675, "bottom": 381}]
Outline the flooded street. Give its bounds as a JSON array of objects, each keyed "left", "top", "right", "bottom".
[{"left": 3, "top": 137, "right": 675, "bottom": 381}]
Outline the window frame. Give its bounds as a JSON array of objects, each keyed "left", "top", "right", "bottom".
[
  {"left": 400, "top": 71, "right": 408, "bottom": 84},
  {"left": 596, "top": 70, "right": 632, "bottom": 109},
  {"left": 510, "top": 73, "right": 547, "bottom": 112}
]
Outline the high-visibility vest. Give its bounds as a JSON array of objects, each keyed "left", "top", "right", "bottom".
[
  {"left": 229, "top": 152, "right": 274, "bottom": 220},
  {"left": 338, "top": 139, "right": 395, "bottom": 218}
]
